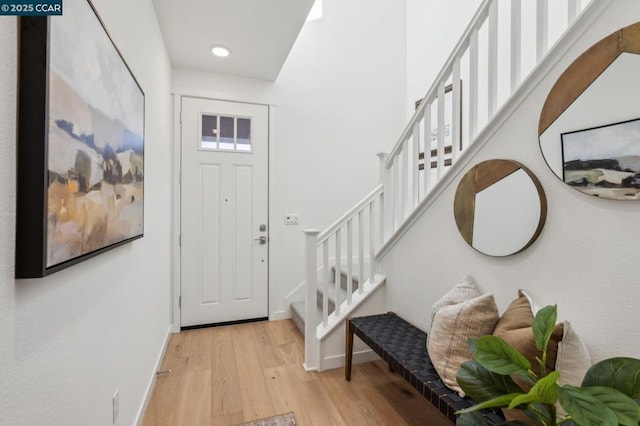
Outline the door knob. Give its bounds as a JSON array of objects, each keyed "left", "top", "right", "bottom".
[{"left": 254, "top": 236, "right": 267, "bottom": 245}]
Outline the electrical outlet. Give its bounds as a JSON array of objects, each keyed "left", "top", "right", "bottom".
[
  {"left": 284, "top": 214, "right": 299, "bottom": 225},
  {"left": 112, "top": 389, "right": 119, "bottom": 424}
]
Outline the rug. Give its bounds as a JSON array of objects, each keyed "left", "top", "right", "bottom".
[{"left": 240, "top": 412, "right": 296, "bottom": 426}]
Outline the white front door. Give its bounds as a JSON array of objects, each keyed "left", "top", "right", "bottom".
[{"left": 180, "top": 97, "right": 269, "bottom": 327}]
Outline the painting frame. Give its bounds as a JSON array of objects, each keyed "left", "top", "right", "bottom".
[
  {"left": 16, "top": 0, "right": 145, "bottom": 278},
  {"left": 561, "top": 117, "right": 640, "bottom": 200}
]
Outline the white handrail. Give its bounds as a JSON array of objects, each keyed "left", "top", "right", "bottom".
[{"left": 317, "top": 184, "right": 383, "bottom": 244}]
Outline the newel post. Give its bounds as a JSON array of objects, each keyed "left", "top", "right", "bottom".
[{"left": 303, "top": 229, "right": 320, "bottom": 371}]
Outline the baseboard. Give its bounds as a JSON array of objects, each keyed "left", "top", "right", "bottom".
[
  {"left": 320, "top": 348, "right": 380, "bottom": 371},
  {"left": 269, "top": 309, "right": 290, "bottom": 321},
  {"left": 135, "top": 324, "right": 173, "bottom": 425}
]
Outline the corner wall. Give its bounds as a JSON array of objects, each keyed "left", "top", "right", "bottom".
[
  {"left": 0, "top": 0, "right": 173, "bottom": 424},
  {"left": 381, "top": 0, "right": 640, "bottom": 364},
  {"left": 172, "top": 0, "right": 407, "bottom": 320}
]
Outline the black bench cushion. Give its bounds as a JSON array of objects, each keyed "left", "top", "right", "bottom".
[{"left": 349, "top": 313, "right": 504, "bottom": 424}]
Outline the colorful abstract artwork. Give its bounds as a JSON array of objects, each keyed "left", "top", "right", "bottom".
[{"left": 16, "top": 0, "right": 144, "bottom": 278}]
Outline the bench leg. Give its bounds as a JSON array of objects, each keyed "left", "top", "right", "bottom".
[{"left": 345, "top": 317, "right": 354, "bottom": 381}]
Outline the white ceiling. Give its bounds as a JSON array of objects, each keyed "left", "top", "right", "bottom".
[{"left": 152, "top": 0, "right": 316, "bottom": 81}]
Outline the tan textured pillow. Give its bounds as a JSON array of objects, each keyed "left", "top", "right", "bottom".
[
  {"left": 430, "top": 275, "right": 481, "bottom": 326},
  {"left": 494, "top": 291, "right": 565, "bottom": 422},
  {"left": 428, "top": 292, "right": 500, "bottom": 396},
  {"left": 493, "top": 290, "right": 564, "bottom": 378}
]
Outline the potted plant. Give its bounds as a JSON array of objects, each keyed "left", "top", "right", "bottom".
[{"left": 455, "top": 305, "right": 640, "bottom": 425}]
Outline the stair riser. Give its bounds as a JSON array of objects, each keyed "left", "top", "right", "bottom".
[{"left": 331, "top": 267, "right": 360, "bottom": 291}]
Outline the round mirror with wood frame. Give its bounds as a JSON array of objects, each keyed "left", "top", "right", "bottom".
[
  {"left": 454, "top": 159, "right": 547, "bottom": 257},
  {"left": 539, "top": 22, "right": 640, "bottom": 200}
]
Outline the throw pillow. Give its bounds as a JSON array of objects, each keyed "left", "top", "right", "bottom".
[
  {"left": 429, "top": 275, "right": 481, "bottom": 326},
  {"left": 556, "top": 321, "right": 591, "bottom": 386},
  {"left": 428, "top": 289, "right": 500, "bottom": 396},
  {"left": 493, "top": 290, "right": 564, "bottom": 379}
]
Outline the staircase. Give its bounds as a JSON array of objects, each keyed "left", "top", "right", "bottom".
[
  {"left": 290, "top": 264, "right": 364, "bottom": 335},
  {"left": 293, "top": 0, "right": 607, "bottom": 372}
]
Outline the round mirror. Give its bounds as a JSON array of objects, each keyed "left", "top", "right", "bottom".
[
  {"left": 539, "top": 22, "right": 640, "bottom": 200},
  {"left": 454, "top": 159, "right": 547, "bottom": 257}
]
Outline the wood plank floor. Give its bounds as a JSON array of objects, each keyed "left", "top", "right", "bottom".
[{"left": 142, "top": 319, "right": 451, "bottom": 426}]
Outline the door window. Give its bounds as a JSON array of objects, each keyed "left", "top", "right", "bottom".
[{"left": 200, "top": 113, "right": 252, "bottom": 152}]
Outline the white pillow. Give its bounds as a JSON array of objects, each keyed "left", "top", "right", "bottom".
[
  {"left": 427, "top": 278, "right": 499, "bottom": 396},
  {"left": 556, "top": 321, "right": 591, "bottom": 386}
]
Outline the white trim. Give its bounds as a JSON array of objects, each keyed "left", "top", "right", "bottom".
[
  {"left": 376, "top": 0, "right": 613, "bottom": 261},
  {"left": 172, "top": 87, "right": 277, "bottom": 108},
  {"left": 135, "top": 325, "right": 173, "bottom": 425},
  {"left": 171, "top": 94, "right": 181, "bottom": 333},
  {"left": 320, "top": 349, "right": 380, "bottom": 372},
  {"left": 269, "top": 310, "right": 290, "bottom": 321}
]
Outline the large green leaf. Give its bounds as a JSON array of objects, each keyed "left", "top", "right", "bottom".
[
  {"left": 580, "top": 385, "right": 640, "bottom": 426},
  {"left": 457, "top": 360, "right": 524, "bottom": 403},
  {"left": 509, "top": 371, "right": 559, "bottom": 409},
  {"left": 475, "top": 335, "right": 531, "bottom": 376},
  {"left": 557, "top": 385, "right": 618, "bottom": 426},
  {"left": 457, "top": 411, "right": 532, "bottom": 426},
  {"left": 467, "top": 337, "right": 479, "bottom": 356},
  {"left": 456, "top": 393, "right": 522, "bottom": 414},
  {"left": 456, "top": 411, "right": 495, "bottom": 426},
  {"left": 582, "top": 357, "right": 640, "bottom": 399},
  {"left": 532, "top": 305, "right": 557, "bottom": 353}
]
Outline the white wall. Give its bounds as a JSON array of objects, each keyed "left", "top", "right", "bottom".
[
  {"left": 0, "top": 0, "right": 173, "bottom": 424},
  {"left": 172, "top": 0, "right": 407, "bottom": 319},
  {"left": 380, "top": 0, "right": 640, "bottom": 364}
]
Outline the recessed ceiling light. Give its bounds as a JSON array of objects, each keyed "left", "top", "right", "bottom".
[{"left": 211, "top": 46, "right": 230, "bottom": 57}]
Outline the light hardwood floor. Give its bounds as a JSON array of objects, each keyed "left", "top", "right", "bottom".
[{"left": 142, "top": 319, "right": 451, "bottom": 426}]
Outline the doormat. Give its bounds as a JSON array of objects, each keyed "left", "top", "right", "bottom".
[{"left": 240, "top": 411, "right": 296, "bottom": 426}]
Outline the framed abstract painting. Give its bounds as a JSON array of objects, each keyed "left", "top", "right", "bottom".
[{"left": 16, "top": 0, "right": 145, "bottom": 278}]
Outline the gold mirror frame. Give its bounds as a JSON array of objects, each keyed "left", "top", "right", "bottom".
[{"left": 539, "top": 22, "right": 640, "bottom": 135}]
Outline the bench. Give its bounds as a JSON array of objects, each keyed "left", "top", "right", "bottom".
[{"left": 345, "top": 312, "right": 504, "bottom": 424}]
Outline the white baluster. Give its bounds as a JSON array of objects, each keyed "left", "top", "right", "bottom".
[
  {"left": 377, "top": 152, "right": 388, "bottom": 244},
  {"left": 322, "top": 240, "right": 329, "bottom": 327},
  {"left": 511, "top": 0, "right": 522, "bottom": 92},
  {"left": 412, "top": 121, "right": 420, "bottom": 208},
  {"left": 303, "top": 229, "right": 320, "bottom": 370},
  {"left": 437, "top": 82, "right": 445, "bottom": 180},
  {"left": 358, "top": 210, "right": 364, "bottom": 295},
  {"left": 536, "top": 0, "right": 548, "bottom": 61},
  {"left": 423, "top": 100, "right": 432, "bottom": 195},
  {"left": 378, "top": 192, "right": 384, "bottom": 249},
  {"left": 488, "top": 0, "right": 498, "bottom": 116},
  {"left": 452, "top": 58, "right": 462, "bottom": 161},
  {"left": 334, "top": 228, "right": 341, "bottom": 316},
  {"left": 346, "top": 219, "right": 353, "bottom": 305},
  {"left": 469, "top": 28, "right": 479, "bottom": 139},
  {"left": 401, "top": 141, "right": 409, "bottom": 218},
  {"left": 369, "top": 202, "right": 375, "bottom": 283},
  {"left": 567, "top": 0, "right": 579, "bottom": 23}
]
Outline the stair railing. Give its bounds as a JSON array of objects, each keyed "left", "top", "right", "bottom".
[
  {"left": 303, "top": 0, "right": 593, "bottom": 370},
  {"left": 302, "top": 155, "right": 386, "bottom": 371},
  {"left": 383, "top": 0, "right": 591, "bottom": 236}
]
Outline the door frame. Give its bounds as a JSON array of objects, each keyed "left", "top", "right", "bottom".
[{"left": 170, "top": 92, "right": 276, "bottom": 333}]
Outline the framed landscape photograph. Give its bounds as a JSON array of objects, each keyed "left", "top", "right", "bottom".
[
  {"left": 16, "top": 0, "right": 145, "bottom": 278},
  {"left": 561, "top": 118, "right": 640, "bottom": 200}
]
